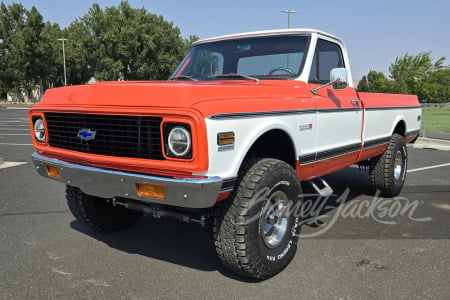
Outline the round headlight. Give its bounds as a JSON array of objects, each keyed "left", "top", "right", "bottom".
[
  {"left": 34, "top": 118, "right": 46, "bottom": 143},
  {"left": 167, "top": 126, "right": 191, "bottom": 157}
]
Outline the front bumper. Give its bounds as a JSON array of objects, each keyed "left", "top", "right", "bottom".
[{"left": 31, "top": 152, "right": 222, "bottom": 208}]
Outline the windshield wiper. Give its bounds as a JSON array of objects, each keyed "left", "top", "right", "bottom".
[
  {"left": 170, "top": 75, "right": 198, "bottom": 81},
  {"left": 214, "top": 73, "right": 259, "bottom": 82}
]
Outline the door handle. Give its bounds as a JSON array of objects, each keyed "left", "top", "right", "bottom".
[{"left": 350, "top": 99, "right": 362, "bottom": 104}]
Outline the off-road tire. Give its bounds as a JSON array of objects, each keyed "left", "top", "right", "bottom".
[
  {"left": 369, "top": 133, "right": 408, "bottom": 197},
  {"left": 66, "top": 185, "right": 143, "bottom": 232},
  {"left": 213, "top": 158, "right": 302, "bottom": 280}
]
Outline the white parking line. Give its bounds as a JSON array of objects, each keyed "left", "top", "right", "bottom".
[
  {"left": 0, "top": 134, "right": 30, "bottom": 136},
  {"left": 0, "top": 162, "right": 28, "bottom": 169},
  {"left": 0, "top": 128, "right": 30, "bottom": 131},
  {"left": 0, "top": 121, "right": 28, "bottom": 123},
  {"left": 0, "top": 143, "right": 33, "bottom": 146},
  {"left": 0, "top": 124, "right": 29, "bottom": 127},
  {"left": 433, "top": 203, "right": 450, "bottom": 211},
  {"left": 2, "top": 107, "right": 30, "bottom": 110},
  {"left": 407, "top": 163, "right": 450, "bottom": 173}
]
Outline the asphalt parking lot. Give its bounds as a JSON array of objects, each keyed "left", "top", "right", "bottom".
[{"left": 1, "top": 107, "right": 449, "bottom": 299}]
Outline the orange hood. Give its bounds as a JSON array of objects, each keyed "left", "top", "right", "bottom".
[{"left": 36, "top": 80, "right": 312, "bottom": 117}]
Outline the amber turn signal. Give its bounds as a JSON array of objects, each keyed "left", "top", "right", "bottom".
[
  {"left": 45, "top": 165, "right": 61, "bottom": 179},
  {"left": 217, "top": 132, "right": 235, "bottom": 145},
  {"left": 135, "top": 183, "right": 166, "bottom": 199}
]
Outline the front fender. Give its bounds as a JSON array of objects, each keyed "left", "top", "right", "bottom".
[{"left": 199, "top": 113, "right": 316, "bottom": 179}]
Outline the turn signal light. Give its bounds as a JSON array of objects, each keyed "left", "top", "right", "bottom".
[
  {"left": 45, "top": 165, "right": 61, "bottom": 179},
  {"left": 135, "top": 183, "right": 166, "bottom": 199},
  {"left": 217, "top": 132, "right": 235, "bottom": 145}
]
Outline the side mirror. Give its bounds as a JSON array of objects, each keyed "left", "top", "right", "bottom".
[
  {"left": 310, "top": 68, "right": 349, "bottom": 95},
  {"left": 330, "top": 68, "right": 348, "bottom": 90}
]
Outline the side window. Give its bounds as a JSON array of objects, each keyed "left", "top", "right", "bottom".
[{"left": 309, "top": 39, "right": 344, "bottom": 84}]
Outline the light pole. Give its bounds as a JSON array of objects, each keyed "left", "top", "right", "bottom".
[
  {"left": 281, "top": 10, "right": 298, "bottom": 28},
  {"left": 57, "top": 38, "right": 68, "bottom": 86}
]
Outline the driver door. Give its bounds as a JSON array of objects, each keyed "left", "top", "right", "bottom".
[{"left": 307, "top": 38, "right": 363, "bottom": 176}]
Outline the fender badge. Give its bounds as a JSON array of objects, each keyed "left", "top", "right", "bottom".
[
  {"left": 77, "top": 129, "right": 97, "bottom": 141},
  {"left": 299, "top": 123, "right": 313, "bottom": 131}
]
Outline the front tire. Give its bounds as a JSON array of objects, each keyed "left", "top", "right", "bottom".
[
  {"left": 213, "top": 158, "right": 302, "bottom": 279},
  {"left": 369, "top": 133, "right": 408, "bottom": 197},
  {"left": 66, "top": 185, "right": 143, "bottom": 232}
]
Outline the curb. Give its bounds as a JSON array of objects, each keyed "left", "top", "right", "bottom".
[{"left": 413, "top": 137, "right": 450, "bottom": 151}]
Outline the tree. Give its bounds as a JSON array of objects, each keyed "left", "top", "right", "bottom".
[
  {"left": 0, "top": 1, "right": 197, "bottom": 97},
  {"left": 39, "top": 22, "right": 63, "bottom": 88},
  {"left": 0, "top": 2, "right": 61, "bottom": 101},
  {"left": 66, "top": 1, "right": 195, "bottom": 83},
  {"left": 357, "top": 75, "right": 369, "bottom": 92},
  {"left": 425, "top": 68, "right": 450, "bottom": 103},
  {"left": 359, "top": 52, "right": 449, "bottom": 102},
  {"left": 388, "top": 52, "right": 446, "bottom": 101},
  {"left": 0, "top": 2, "right": 29, "bottom": 97},
  {"left": 367, "top": 71, "right": 389, "bottom": 93},
  {"left": 357, "top": 71, "right": 388, "bottom": 93},
  {"left": 63, "top": 21, "right": 95, "bottom": 85}
]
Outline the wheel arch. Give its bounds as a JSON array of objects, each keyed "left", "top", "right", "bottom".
[
  {"left": 242, "top": 128, "right": 297, "bottom": 169},
  {"left": 392, "top": 119, "right": 406, "bottom": 136}
]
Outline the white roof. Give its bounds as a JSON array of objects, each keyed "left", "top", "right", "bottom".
[{"left": 194, "top": 28, "right": 343, "bottom": 45}]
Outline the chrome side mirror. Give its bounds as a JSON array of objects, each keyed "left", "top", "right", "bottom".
[
  {"left": 310, "top": 68, "right": 349, "bottom": 95},
  {"left": 330, "top": 68, "right": 348, "bottom": 90}
]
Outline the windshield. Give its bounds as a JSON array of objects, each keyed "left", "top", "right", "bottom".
[{"left": 171, "top": 35, "right": 309, "bottom": 81}]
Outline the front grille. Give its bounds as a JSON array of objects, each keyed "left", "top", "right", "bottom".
[{"left": 45, "top": 113, "right": 164, "bottom": 160}]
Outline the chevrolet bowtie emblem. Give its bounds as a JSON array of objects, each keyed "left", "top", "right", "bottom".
[{"left": 77, "top": 129, "right": 97, "bottom": 141}]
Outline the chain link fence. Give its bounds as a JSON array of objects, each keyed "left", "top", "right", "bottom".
[{"left": 420, "top": 102, "right": 450, "bottom": 140}]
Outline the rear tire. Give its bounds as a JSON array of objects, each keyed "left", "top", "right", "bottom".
[
  {"left": 213, "top": 158, "right": 302, "bottom": 279},
  {"left": 66, "top": 185, "right": 143, "bottom": 232},
  {"left": 369, "top": 133, "right": 407, "bottom": 197}
]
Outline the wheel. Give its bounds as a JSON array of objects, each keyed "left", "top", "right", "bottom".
[
  {"left": 268, "top": 67, "right": 295, "bottom": 75},
  {"left": 213, "top": 158, "right": 302, "bottom": 279},
  {"left": 66, "top": 185, "right": 143, "bottom": 232},
  {"left": 369, "top": 133, "right": 408, "bottom": 197}
]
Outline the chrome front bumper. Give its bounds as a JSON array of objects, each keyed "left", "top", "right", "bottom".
[{"left": 31, "top": 152, "right": 223, "bottom": 208}]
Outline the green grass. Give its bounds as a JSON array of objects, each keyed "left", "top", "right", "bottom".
[{"left": 421, "top": 106, "right": 450, "bottom": 134}]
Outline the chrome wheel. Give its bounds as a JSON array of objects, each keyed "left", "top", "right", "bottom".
[
  {"left": 262, "top": 191, "right": 288, "bottom": 248},
  {"left": 369, "top": 134, "right": 408, "bottom": 198},
  {"left": 393, "top": 150, "right": 403, "bottom": 181}
]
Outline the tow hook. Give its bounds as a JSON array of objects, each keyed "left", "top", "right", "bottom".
[{"left": 112, "top": 198, "right": 209, "bottom": 227}]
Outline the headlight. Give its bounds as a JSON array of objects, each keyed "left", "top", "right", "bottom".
[
  {"left": 166, "top": 125, "right": 191, "bottom": 158},
  {"left": 33, "top": 118, "right": 46, "bottom": 143}
]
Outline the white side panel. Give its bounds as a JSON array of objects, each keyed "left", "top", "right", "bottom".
[
  {"left": 363, "top": 108, "right": 421, "bottom": 143},
  {"left": 200, "top": 113, "right": 317, "bottom": 178},
  {"left": 315, "top": 110, "right": 363, "bottom": 153}
]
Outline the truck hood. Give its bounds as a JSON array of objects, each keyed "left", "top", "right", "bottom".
[{"left": 37, "top": 80, "right": 311, "bottom": 117}]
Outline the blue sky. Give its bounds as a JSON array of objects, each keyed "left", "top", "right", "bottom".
[{"left": 3, "top": 0, "right": 450, "bottom": 79}]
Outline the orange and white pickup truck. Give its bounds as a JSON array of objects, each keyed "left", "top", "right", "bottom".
[{"left": 29, "top": 29, "right": 421, "bottom": 279}]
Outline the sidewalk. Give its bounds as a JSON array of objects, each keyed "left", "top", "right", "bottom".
[{"left": 413, "top": 137, "right": 450, "bottom": 151}]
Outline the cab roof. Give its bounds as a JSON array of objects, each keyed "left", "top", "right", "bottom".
[{"left": 193, "top": 28, "right": 343, "bottom": 45}]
